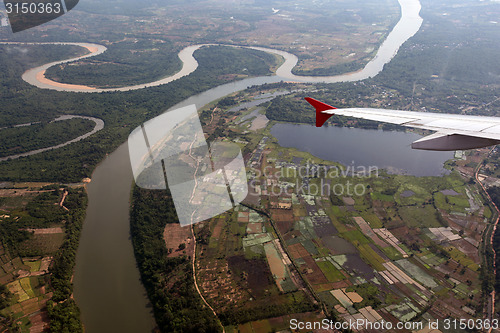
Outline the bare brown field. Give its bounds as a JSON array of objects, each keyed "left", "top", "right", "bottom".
[
  {"left": 163, "top": 223, "right": 194, "bottom": 258},
  {"left": 211, "top": 218, "right": 225, "bottom": 239},
  {"left": 301, "top": 256, "right": 328, "bottom": 285},
  {"left": 246, "top": 222, "right": 262, "bottom": 234},
  {"left": 288, "top": 243, "right": 309, "bottom": 259},
  {"left": 237, "top": 211, "right": 249, "bottom": 223},
  {"left": 264, "top": 243, "right": 287, "bottom": 291},
  {"left": 25, "top": 227, "right": 63, "bottom": 235},
  {"left": 19, "top": 234, "right": 64, "bottom": 255},
  {"left": 29, "top": 311, "right": 50, "bottom": 333},
  {"left": 270, "top": 209, "right": 294, "bottom": 234}
]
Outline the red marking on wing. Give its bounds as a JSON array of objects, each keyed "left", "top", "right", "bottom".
[{"left": 304, "top": 97, "right": 337, "bottom": 127}]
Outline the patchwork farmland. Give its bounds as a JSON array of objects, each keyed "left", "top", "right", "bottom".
[{"left": 160, "top": 92, "right": 496, "bottom": 332}]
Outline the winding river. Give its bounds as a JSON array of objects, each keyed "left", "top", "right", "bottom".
[
  {"left": 6, "top": 0, "right": 423, "bottom": 331},
  {"left": 19, "top": 0, "right": 422, "bottom": 92},
  {"left": 0, "top": 115, "right": 104, "bottom": 162}
]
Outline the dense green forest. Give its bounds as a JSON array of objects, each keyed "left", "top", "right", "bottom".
[
  {"left": 0, "top": 44, "right": 277, "bottom": 182},
  {"left": 46, "top": 189, "right": 87, "bottom": 332},
  {"left": 0, "top": 44, "right": 87, "bottom": 104},
  {"left": 0, "top": 118, "right": 95, "bottom": 158},
  {"left": 45, "top": 41, "right": 277, "bottom": 88},
  {"left": 45, "top": 39, "right": 182, "bottom": 88},
  {"left": 130, "top": 187, "right": 222, "bottom": 333},
  {"left": 46, "top": 190, "right": 87, "bottom": 332}
]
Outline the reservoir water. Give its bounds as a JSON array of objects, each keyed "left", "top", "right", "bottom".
[{"left": 270, "top": 123, "right": 454, "bottom": 177}]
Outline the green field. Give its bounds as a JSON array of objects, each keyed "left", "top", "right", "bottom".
[
  {"left": 445, "top": 247, "right": 480, "bottom": 271},
  {"left": 361, "top": 212, "right": 383, "bottom": 228},
  {"left": 342, "top": 230, "right": 371, "bottom": 245},
  {"left": 398, "top": 205, "right": 444, "bottom": 228},
  {"left": 316, "top": 260, "right": 345, "bottom": 282},
  {"left": 371, "top": 192, "right": 394, "bottom": 202},
  {"left": 23, "top": 260, "right": 41, "bottom": 272},
  {"left": 358, "top": 244, "right": 386, "bottom": 271},
  {"left": 381, "top": 245, "right": 404, "bottom": 261},
  {"left": 20, "top": 277, "right": 36, "bottom": 298},
  {"left": 395, "top": 182, "right": 431, "bottom": 206}
]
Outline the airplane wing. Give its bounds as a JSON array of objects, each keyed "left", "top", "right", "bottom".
[{"left": 305, "top": 97, "right": 500, "bottom": 151}]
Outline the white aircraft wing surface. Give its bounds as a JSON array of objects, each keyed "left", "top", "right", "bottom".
[{"left": 305, "top": 97, "right": 500, "bottom": 151}]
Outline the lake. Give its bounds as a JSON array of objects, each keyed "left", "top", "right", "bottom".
[{"left": 270, "top": 123, "right": 454, "bottom": 176}]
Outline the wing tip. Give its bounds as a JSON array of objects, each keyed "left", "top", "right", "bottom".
[{"left": 304, "top": 97, "right": 336, "bottom": 127}]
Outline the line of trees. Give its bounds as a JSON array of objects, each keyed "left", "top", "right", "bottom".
[
  {"left": 44, "top": 188, "right": 87, "bottom": 332},
  {"left": 0, "top": 118, "right": 95, "bottom": 158}
]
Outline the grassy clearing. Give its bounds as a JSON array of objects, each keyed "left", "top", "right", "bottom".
[
  {"left": 484, "top": 206, "right": 492, "bottom": 219},
  {"left": 398, "top": 205, "right": 444, "bottom": 228},
  {"left": 361, "top": 212, "right": 383, "bottom": 228},
  {"left": 434, "top": 192, "right": 448, "bottom": 210},
  {"left": 23, "top": 260, "right": 41, "bottom": 272},
  {"left": 327, "top": 208, "right": 348, "bottom": 233},
  {"left": 19, "top": 277, "right": 35, "bottom": 298},
  {"left": 265, "top": 139, "right": 343, "bottom": 168},
  {"left": 238, "top": 323, "right": 253, "bottom": 333},
  {"left": 330, "top": 206, "right": 345, "bottom": 217},
  {"left": 447, "top": 196, "right": 470, "bottom": 209},
  {"left": 244, "top": 244, "right": 265, "bottom": 260},
  {"left": 251, "top": 319, "right": 272, "bottom": 332},
  {"left": 371, "top": 192, "right": 393, "bottom": 202},
  {"left": 342, "top": 230, "right": 371, "bottom": 245},
  {"left": 395, "top": 183, "right": 431, "bottom": 206},
  {"left": 18, "top": 233, "right": 65, "bottom": 256},
  {"left": 8, "top": 280, "right": 30, "bottom": 302},
  {"left": 381, "top": 246, "right": 404, "bottom": 261}
]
